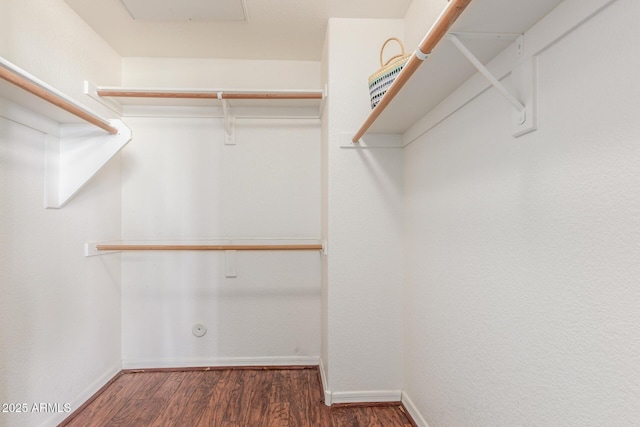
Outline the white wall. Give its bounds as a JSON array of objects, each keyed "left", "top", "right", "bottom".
[
  {"left": 402, "top": 0, "right": 640, "bottom": 425},
  {"left": 403, "top": 0, "right": 448, "bottom": 49},
  {"left": 0, "top": 119, "right": 122, "bottom": 427},
  {"left": 122, "top": 57, "right": 320, "bottom": 89},
  {"left": 119, "top": 115, "right": 321, "bottom": 367},
  {"left": 0, "top": 1, "right": 123, "bottom": 426},
  {"left": 0, "top": 0, "right": 121, "bottom": 117},
  {"left": 7, "top": 1, "right": 638, "bottom": 425},
  {"left": 321, "top": 18, "right": 404, "bottom": 403}
]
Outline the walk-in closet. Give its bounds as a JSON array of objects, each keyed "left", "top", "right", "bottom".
[{"left": 1, "top": 0, "right": 638, "bottom": 425}]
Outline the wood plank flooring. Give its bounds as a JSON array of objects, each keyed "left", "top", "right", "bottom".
[{"left": 60, "top": 366, "right": 416, "bottom": 427}]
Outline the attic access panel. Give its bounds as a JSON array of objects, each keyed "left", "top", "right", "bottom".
[{"left": 121, "top": 0, "right": 248, "bottom": 21}]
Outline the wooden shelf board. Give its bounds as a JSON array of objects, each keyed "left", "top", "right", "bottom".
[
  {"left": 359, "top": 0, "right": 564, "bottom": 137},
  {"left": 97, "top": 87, "right": 325, "bottom": 109},
  {"left": 0, "top": 75, "right": 93, "bottom": 126}
]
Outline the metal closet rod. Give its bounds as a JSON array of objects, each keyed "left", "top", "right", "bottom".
[
  {"left": 97, "top": 89, "right": 323, "bottom": 100},
  {"left": 352, "top": 0, "right": 473, "bottom": 142},
  {"left": 0, "top": 60, "right": 118, "bottom": 135},
  {"left": 96, "top": 244, "right": 323, "bottom": 251}
]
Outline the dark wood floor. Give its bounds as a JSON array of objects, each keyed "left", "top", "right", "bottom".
[{"left": 60, "top": 366, "right": 415, "bottom": 427}]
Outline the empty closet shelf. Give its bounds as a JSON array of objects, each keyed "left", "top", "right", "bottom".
[
  {"left": 0, "top": 56, "right": 118, "bottom": 134},
  {"left": 95, "top": 244, "right": 323, "bottom": 251}
]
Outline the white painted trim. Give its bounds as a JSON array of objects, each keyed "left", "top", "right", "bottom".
[
  {"left": 319, "top": 357, "right": 332, "bottom": 406},
  {"left": 121, "top": 356, "right": 320, "bottom": 370},
  {"left": 402, "top": 0, "right": 619, "bottom": 147},
  {"left": 330, "top": 390, "right": 403, "bottom": 404},
  {"left": 318, "top": 357, "right": 401, "bottom": 406},
  {"left": 401, "top": 391, "right": 430, "bottom": 427},
  {"left": 39, "top": 364, "right": 122, "bottom": 427}
]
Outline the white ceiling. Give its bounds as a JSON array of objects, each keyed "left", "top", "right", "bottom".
[
  {"left": 120, "top": 0, "right": 248, "bottom": 22},
  {"left": 64, "top": 0, "right": 414, "bottom": 61}
]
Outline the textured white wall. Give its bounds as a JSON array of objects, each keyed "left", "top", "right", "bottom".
[
  {"left": 0, "top": 119, "right": 122, "bottom": 427},
  {"left": 403, "top": 0, "right": 640, "bottom": 425},
  {"left": 322, "top": 18, "right": 404, "bottom": 401},
  {"left": 122, "top": 57, "right": 321, "bottom": 90},
  {"left": 0, "top": 0, "right": 121, "bottom": 118},
  {"left": 0, "top": 1, "right": 123, "bottom": 426},
  {"left": 120, "top": 116, "right": 321, "bottom": 367},
  {"left": 403, "top": 0, "right": 448, "bottom": 50}
]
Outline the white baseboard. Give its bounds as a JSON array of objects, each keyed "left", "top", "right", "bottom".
[
  {"left": 121, "top": 355, "right": 320, "bottom": 370},
  {"left": 401, "top": 391, "right": 430, "bottom": 427},
  {"left": 41, "top": 364, "right": 122, "bottom": 427},
  {"left": 319, "top": 358, "right": 332, "bottom": 406},
  {"left": 43, "top": 358, "right": 424, "bottom": 426},
  {"left": 319, "top": 358, "right": 402, "bottom": 406},
  {"left": 330, "top": 390, "right": 403, "bottom": 405}
]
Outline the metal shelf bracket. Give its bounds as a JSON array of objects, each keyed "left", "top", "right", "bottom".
[{"left": 447, "top": 33, "right": 537, "bottom": 137}]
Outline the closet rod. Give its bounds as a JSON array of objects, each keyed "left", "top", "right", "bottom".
[
  {"left": 352, "top": 0, "right": 473, "bottom": 143},
  {"left": 96, "top": 89, "right": 323, "bottom": 100},
  {"left": 95, "top": 244, "right": 323, "bottom": 251},
  {"left": 0, "top": 60, "right": 118, "bottom": 135}
]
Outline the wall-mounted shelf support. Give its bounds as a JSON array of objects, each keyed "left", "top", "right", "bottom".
[
  {"left": 90, "top": 86, "right": 325, "bottom": 120},
  {"left": 0, "top": 57, "right": 133, "bottom": 208},
  {"left": 219, "top": 92, "right": 236, "bottom": 145},
  {"left": 84, "top": 240, "right": 323, "bottom": 256},
  {"left": 447, "top": 33, "right": 537, "bottom": 137},
  {"left": 225, "top": 250, "right": 238, "bottom": 278},
  {"left": 45, "top": 119, "right": 132, "bottom": 208},
  {"left": 95, "top": 243, "right": 323, "bottom": 251},
  {"left": 351, "top": 0, "right": 474, "bottom": 143}
]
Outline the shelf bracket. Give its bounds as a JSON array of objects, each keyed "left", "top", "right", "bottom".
[
  {"left": 225, "top": 250, "right": 238, "bottom": 278},
  {"left": 44, "top": 119, "right": 132, "bottom": 208},
  {"left": 219, "top": 92, "right": 236, "bottom": 145},
  {"left": 447, "top": 33, "right": 537, "bottom": 137},
  {"left": 84, "top": 241, "right": 120, "bottom": 257}
]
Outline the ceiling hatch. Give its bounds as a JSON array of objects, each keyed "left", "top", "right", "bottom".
[{"left": 120, "top": 0, "right": 248, "bottom": 22}]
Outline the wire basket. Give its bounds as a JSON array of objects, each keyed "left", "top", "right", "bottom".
[{"left": 368, "top": 37, "right": 411, "bottom": 109}]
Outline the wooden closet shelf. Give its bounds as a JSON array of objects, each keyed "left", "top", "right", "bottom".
[
  {"left": 351, "top": 0, "right": 566, "bottom": 142},
  {"left": 96, "top": 89, "right": 323, "bottom": 100},
  {"left": 96, "top": 244, "right": 323, "bottom": 251},
  {"left": 89, "top": 85, "right": 327, "bottom": 117},
  {"left": 353, "top": 0, "right": 473, "bottom": 142},
  {"left": 0, "top": 57, "right": 118, "bottom": 134}
]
